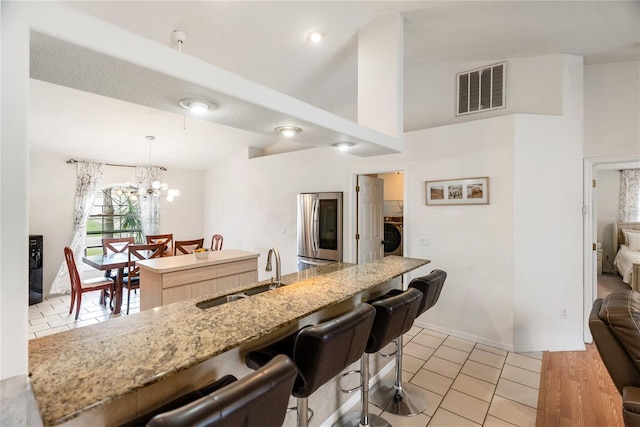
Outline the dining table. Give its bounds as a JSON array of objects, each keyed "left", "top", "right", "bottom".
[{"left": 82, "top": 252, "right": 129, "bottom": 314}]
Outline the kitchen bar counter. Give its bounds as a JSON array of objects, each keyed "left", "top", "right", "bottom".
[{"left": 28, "top": 256, "right": 429, "bottom": 426}]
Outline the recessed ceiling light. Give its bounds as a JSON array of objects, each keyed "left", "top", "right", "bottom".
[
  {"left": 179, "top": 98, "right": 218, "bottom": 114},
  {"left": 306, "top": 30, "right": 324, "bottom": 44},
  {"left": 275, "top": 126, "right": 302, "bottom": 137},
  {"left": 333, "top": 142, "right": 355, "bottom": 151}
]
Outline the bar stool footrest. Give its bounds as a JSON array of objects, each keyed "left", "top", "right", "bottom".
[
  {"left": 286, "top": 406, "right": 314, "bottom": 424},
  {"left": 370, "top": 380, "right": 428, "bottom": 416},
  {"left": 338, "top": 370, "right": 362, "bottom": 394}
]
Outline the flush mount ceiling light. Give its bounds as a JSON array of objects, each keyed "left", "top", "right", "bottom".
[
  {"left": 179, "top": 98, "right": 218, "bottom": 115},
  {"left": 306, "top": 30, "right": 325, "bottom": 44},
  {"left": 275, "top": 126, "right": 302, "bottom": 138},
  {"left": 333, "top": 142, "right": 355, "bottom": 151}
]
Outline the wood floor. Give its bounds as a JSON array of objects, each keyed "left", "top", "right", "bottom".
[
  {"left": 537, "top": 271, "right": 629, "bottom": 426},
  {"left": 537, "top": 342, "right": 623, "bottom": 426}
]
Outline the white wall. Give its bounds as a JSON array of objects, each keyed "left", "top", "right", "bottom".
[
  {"left": 378, "top": 172, "right": 403, "bottom": 201},
  {"left": 29, "top": 153, "right": 205, "bottom": 295},
  {"left": 203, "top": 112, "right": 582, "bottom": 351},
  {"left": 404, "top": 117, "right": 516, "bottom": 349},
  {"left": 203, "top": 54, "right": 587, "bottom": 352},
  {"left": 584, "top": 61, "right": 640, "bottom": 158},
  {"left": 358, "top": 13, "right": 403, "bottom": 138},
  {"left": 404, "top": 55, "right": 566, "bottom": 132},
  {"left": 1, "top": 1, "right": 30, "bottom": 379},
  {"left": 203, "top": 147, "right": 359, "bottom": 277},
  {"left": 513, "top": 55, "right": 584, "bottom": 351},
  {"left": 596, "top": 170, "right": 620, "bottom": 272}
]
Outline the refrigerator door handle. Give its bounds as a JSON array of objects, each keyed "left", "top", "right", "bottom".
[{"left": 312, "top": 198, "right": 319, "bottom": 252}]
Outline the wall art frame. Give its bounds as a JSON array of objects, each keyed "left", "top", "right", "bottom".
[{"left": 425, "top": 177, "right": 489, "bottom": 205}]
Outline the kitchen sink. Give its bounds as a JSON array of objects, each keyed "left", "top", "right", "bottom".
[
  {"left": 196, "top": 294, "right": 245, "bottom": 309},
  {"left": 243, "top": 284, "right": 277, "bottom": 296},
  {"left": 196, "top": 284, "right": 278, "bottom": 310}
]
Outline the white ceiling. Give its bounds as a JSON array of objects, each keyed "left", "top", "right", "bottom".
[{"left": 29, "top": 1, "right": 640, "bottom": 170}]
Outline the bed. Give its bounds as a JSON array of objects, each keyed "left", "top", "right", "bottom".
[{"left": 613, "top": 221, "right": 640, "bottom": 292}]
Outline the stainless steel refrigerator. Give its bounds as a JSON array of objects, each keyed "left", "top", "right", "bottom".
[{"left": 297, "top": 192, "right": 343, "bottom": 270}]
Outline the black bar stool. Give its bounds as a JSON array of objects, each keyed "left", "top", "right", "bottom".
[
  {"left": 245, "top": 304, "right": 376, "bottom": 427},
  {"left": 121, "top": 354, "right": 297, "bottom": 427},
  {"left": 370, "top": 269, "right": 447, "bottom": 416},
  {"left": 334, "top": 288, "right": 423, "bottom": 427}
]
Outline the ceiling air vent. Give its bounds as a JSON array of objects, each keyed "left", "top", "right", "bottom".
[{"left": 457, "top": 62, "right": 506, "bottom": 116}]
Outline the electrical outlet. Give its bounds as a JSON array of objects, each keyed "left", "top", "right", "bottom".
[
  {"left": 560, "top": 308, "right": 567, "bottom": 319},
  {"left": 420, "top": 237, "right": 430, "bottom": 247}
]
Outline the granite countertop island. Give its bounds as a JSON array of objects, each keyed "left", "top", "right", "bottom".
[
  {"left": 135, "top": 249, "right": 259, "bottom": 273},
  {"left": 28, "top": 256, "right": 429, "bottom": 426}
]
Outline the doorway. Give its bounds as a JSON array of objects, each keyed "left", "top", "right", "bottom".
[
  {"left": 583, "top": 155, "right": 640, "bottom": 342},
  {"left": 353, "top": 169, "right": 406, "bottom": 264}
]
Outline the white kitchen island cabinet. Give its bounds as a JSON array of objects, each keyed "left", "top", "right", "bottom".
[{"left": 137, "top": 249, "right": 259, "bottom": 310}]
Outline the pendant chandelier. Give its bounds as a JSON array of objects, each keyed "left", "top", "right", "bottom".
[
  {"left": 138, "top": 136, "right": 180, "bottom": 202},
  {"left": 114, "top": 136, "right": 180, "bottom": 202}
]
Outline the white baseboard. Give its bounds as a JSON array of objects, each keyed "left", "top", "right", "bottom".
[
  {"left": 413, "top": 320, "right": 516, "bottom": 352},
  {"left": 413, "top": 320, "right": 587, "bottom": 353}
]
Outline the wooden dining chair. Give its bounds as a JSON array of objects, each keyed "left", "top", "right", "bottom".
[
  {"left": 174, "top": 238, "right": 205, "bottom": 255},
  {"left": 146, "top": 234, "right": 174, "bottom": 257},
  {"left": 123, "top": 243, "right": 163, "bottom": 314},
  {"left": 102, "top": 237, "right": 135, "bottom": 280},
  {"left": 211, "top": 234, "right": 223, "bottom": 251},
  {"left": 64, "top": 247, "right": 114, "bottom": 320}
]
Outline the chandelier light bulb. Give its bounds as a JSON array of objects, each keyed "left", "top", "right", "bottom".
[{"left": 151, "top": 180, "right": 162, "bottom": 190}]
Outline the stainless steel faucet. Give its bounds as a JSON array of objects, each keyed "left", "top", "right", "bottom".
[{"left": 266, "top": 247, "right": 281, "bottom": 288}]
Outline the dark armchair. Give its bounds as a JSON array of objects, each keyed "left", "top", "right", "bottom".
[{"left": 589, "top": 290, "right": 640, "bottom": 427}]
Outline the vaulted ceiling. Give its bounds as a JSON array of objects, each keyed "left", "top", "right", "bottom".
[{"left": 29, "top": 1, "right": 640, "bottom": 170}]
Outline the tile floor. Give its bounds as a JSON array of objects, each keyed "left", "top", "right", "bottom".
[
  {"left": 28, "top": 291, "right": 140, "bottom": 339},
  {"left": 340, "top": 325, "right": 541, "bottom": 427},
  {"left": 29, "top": 294, "right": 540, "bottom": 426}
]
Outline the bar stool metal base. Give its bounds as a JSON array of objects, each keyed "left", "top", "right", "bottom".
[
  {"left": 333, "top": 411, "right": 391, "bottom": 427},
  {"left": 370, "top": 380, "right": 428, "bottom": 416}
]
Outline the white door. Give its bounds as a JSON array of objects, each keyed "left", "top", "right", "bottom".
[{"left": 357, "top": 175, "right": 384, "bottom": 264}]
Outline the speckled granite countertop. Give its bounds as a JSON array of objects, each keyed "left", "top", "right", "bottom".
[
  {"left": 136, "top": 249, "right": 259, "bottom": 273},
  {"left": 28, "top": 256, "right": 429, "bottom": 426}
]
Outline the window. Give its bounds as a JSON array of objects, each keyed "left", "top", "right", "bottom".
[
  {"left": 86, "top": 186, "right": 143, "bottom": 255},
  {"left": 457, "top": 62, "right": 506, "bottom": 116}
]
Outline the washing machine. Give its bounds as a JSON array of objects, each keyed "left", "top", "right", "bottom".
[{"left": 383, "top": 216, "right": 403, "bottom": 256}]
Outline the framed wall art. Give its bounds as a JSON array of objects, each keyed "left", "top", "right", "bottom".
[{"left": 425, "top": 177, "right": 489, "bottom": 205}]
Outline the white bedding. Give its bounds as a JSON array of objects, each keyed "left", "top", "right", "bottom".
[{"left": 614, "top": 245, "right": 640, "bottom": 284}]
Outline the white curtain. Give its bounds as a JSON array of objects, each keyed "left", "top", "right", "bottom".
[
  {"left": 136, "top": 166, "right": 161, "bottom": 238},
  {"left": 619, "top": 169, "right": 640, "bottom": 222},
  {"left": 50, "top": 161, "right": 105, "bottom": 294}
]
